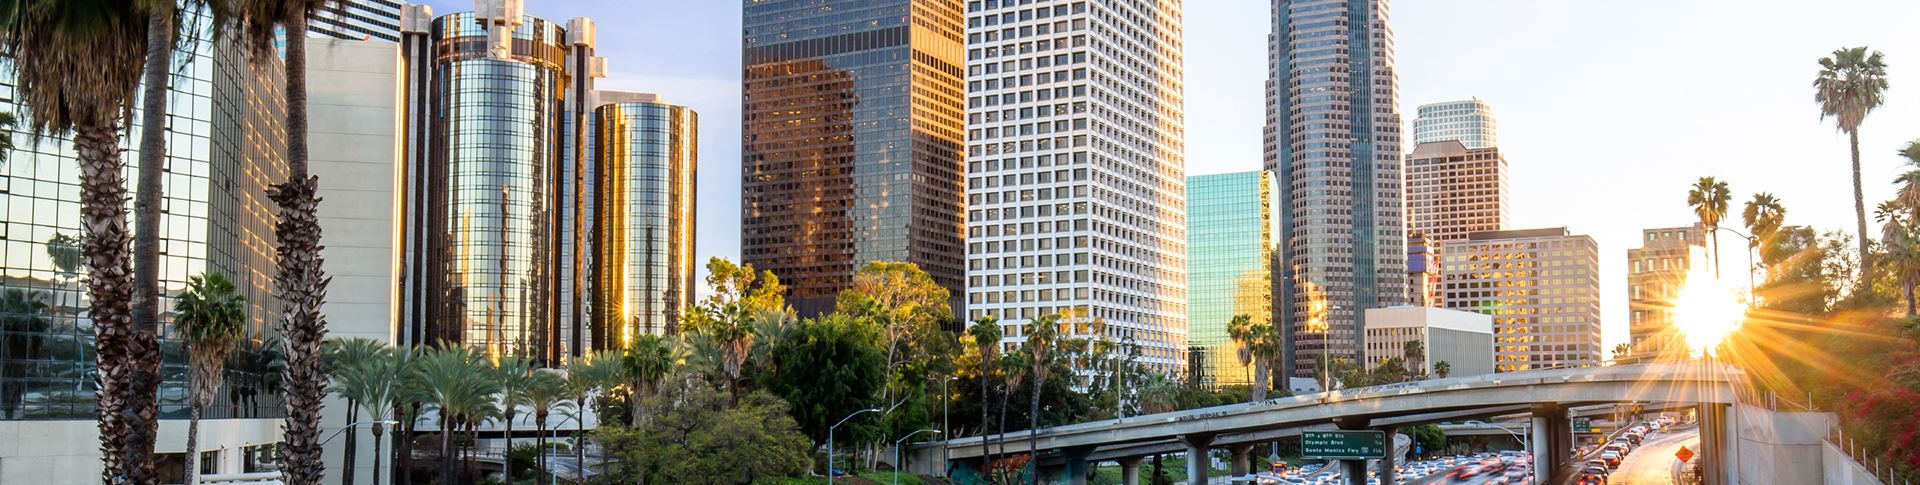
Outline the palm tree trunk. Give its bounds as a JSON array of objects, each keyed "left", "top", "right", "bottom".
[
  {"left": 577, "top": 396, "right": 588, "bottom": 473},
  {"left": 997, "top": 383, "right": 1009, "bottom": 476},
  {"left": 397, "top": 404, "right": 416, "bottom": 485},
  {"left": 186, "top": 402, "right": 202, "bottom": 485},
  {"left": 76, "top": 122, "right": 137, "bottom": 485},
  {"left": 274, "top": 7, "right": 333, "bottom": 485},
  {"left": 1905, "top": 278, "right": 1916, "bottom": 317},
  {"left": 503, "top": 410, "right": 515, "bottom": 482},
  {"left": 1251, "top": 360, "right": 1269, "bottom": 402},
  {"left": 1853, "top": 129, "right": 1871, "bottom": 282},
  {"left": 343, "top": 403, "right": 358, "bottom": 485},
  {"left": 1711, "top": 231, "right": 1722, "bottom": 279},
  {"left": 535, "top": 412, "right": 549, "bottom": 485},
  {"left": 439, "top": 420, "right": 454, "bottom": 485},
  {"left": 1028, "top": 374, "right": 1041, "bottom": 485},
  {"left": 369, "top": 423, "right": 385, "bottom": 485},
  {"left": 127, "top": 9, "right": 175, "bottom": 485}
]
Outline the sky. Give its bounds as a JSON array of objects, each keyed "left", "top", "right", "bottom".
[{"left": 420, "top": 0, "right": 1920, "bottom": 351}]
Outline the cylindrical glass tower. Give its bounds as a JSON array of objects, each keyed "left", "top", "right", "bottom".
[
  {"left": 592, "top": 97, "right": 697, "bottom": 348},
  {"left": 429, "top": 12, "right": 569, "bottom": 360}
]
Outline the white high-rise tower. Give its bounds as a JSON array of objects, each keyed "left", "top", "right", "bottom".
[{"left": 964, "top": 0, "right": 1190, "bottom": 374}]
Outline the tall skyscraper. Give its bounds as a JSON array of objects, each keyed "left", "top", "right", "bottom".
[
  {"left": 1265, "top": 0, "right": 1409, "bottom": 376},
  {"left": 1405, "top": 139, "right": 1509, "bottom": 243},
  {"left": 0, "top": 10, "right": 290, "bottom": 478},
  {"left": 1442, "top": 228, "right": 1602, "bottom": 372},
  {"left": 399, "top": 5, "right": 600, "bottom": 363},
  {"left": 1187, "top": 171, "right": 1280, "bottom": 387},
  {"left": 592, "top": 93, "right": 699, "bottom": 343},
  {"left": 1406, "top": 232, "right": 1441, "bottom": 307},
  {"left": 1627, "top": 224, "right": 1706, "bottom": 358},
  {"left": 965, "top": 0, "right": 1189, "bottom": 373},
  {"left": 740, "top": 0, "right": 968, "bottom": 316},
  {"left": 1412, "top": 98, "right": 1498, "bottom": 149},
  {"left": 311, "top": 0, "right": 406, "bottom": 42}
]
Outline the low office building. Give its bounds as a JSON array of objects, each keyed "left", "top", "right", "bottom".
[{"left": 1362, "top": 307, "right": 1494, "bottom": 377}]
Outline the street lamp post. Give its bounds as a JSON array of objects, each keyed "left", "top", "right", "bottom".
[
  {"left": 942, "top": 376, "right": 956, "bottom": 470},
  {"left": 829, "top": 408, "right": 882, "bottom": 483},
  {"left": 1711, "top": 226, "right": 1759, "bottom": 302},
  {"left": 894, "top": 429, "right": 943, "bottom": 485}
]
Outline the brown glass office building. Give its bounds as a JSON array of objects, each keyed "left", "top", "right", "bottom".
[{"left": 740, "top": 0, "right": 968, "bottom": 315}]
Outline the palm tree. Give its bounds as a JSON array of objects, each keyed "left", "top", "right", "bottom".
[
  {"left": 621, "top": 334, "right": 674, "bottom": 427},
  {"left": 1743, "top": 193, "right": 1787, "bottom": 250},
  {"left": 0, "top": 111, "right": 15, "bottom": 168},
  {"left": 680, "top": 307, "right": 754, "bottom": 403},
  {"left": 327, "top": 339, "right": 406, "bottom": 485},
  {"left": 228, "top": 1, "right": 338, "bottom": 480},
  {"left": 1023, "top": 313, "right": 1062, "bottom": 484},
  {"left": 324, "top": 337, "right": 387, "bottom": 485},
  {"left": 492, "top": 355, "right": 534, "bottom": 483},
  {"left": 1226, "top": 314, "right": 1282, "bottom": 401},
  {"left": 1, "top": 1, "right": 155, "bottom": 480},
  {"left": 1896, "top": 140, "right": 1920, "bottom": 218},
  {"left": 1687, "top": 177, "right": 1732, "bottom": 277},
  {"left": 405, "top": 346, "right": 495, "bottom": 484},
  {"left": 1402, "top": 340, "right": 1425, "bottom": 375},
  {"left": 177, "top": 272, "right": 247, "bottom": 485},
  {"left": 966, "top": 316, "right": 1001, "bottom": 467},
  {"left": 1612, "top": 343, "right": 1633, "bottom": 364},
  {"left": 520, "top": 370, "right": 574, "bottom": 485},
  {"left": 1814, "top": 46, "right": 1890, "bottom": 275},
  {"left": 566, "top": 350, "right": 625, "bottom": 472},
  {"left": 1433, "top": 361, "right": 1451, "bottom": 379}
]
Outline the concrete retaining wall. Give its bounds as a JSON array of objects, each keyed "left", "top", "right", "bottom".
[
  {"left": 1822, "top": 440, "right": 1885, "bottom": 485},
  {"left": 1733, "top": 404, "right": 1831, "bottom": 484}
]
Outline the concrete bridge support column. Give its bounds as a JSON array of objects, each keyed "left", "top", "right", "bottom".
[
  {"left": 1698, "top": 403, "right": 1735, "bottom": 485},
  {"left": 1376, "top": 425, "right": 1399, "bottom": 484},
  {"left": 1229, "top": 443, "right": 1254, "bottom": 478},
  {"left": 1530, "top": 404, "right": 1569, "bottom": 485},
  {"left": 1335, "top": 417, "right": 1371, "bottom": 485},
  {"left": 1118, "top": 456, "right": 1143, "bottom": 485},
  {"left": 1180, "top": 434, "right": 1214, "bottom": 485},
  {"left": 1059, "top": 446, "right": 1096, "bottom": 485}
]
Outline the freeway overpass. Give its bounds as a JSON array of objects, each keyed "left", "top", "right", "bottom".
[{"left": 907, "top": 363, "right": 1745, "bottom": 485}]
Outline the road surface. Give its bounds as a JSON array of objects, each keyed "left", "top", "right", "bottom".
[{"left": 1607, "top": 428, "right": 1698, "bottom": 484}]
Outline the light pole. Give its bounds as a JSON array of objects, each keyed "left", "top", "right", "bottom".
[
  {"left": 1464, "top": 420, "right": 1530, "bottom": 477},
  {"left": 829, "top": 408, "right": 882, "bottom": 482},
  {"left": 1711, "top": 226, "right": 1758, "bottom": 302},
  {"left": 894, "top": 429, "right": 942, "bottom": 485},
  {"left": 942, "top": 376, "right": 956, "bottom": 469}
]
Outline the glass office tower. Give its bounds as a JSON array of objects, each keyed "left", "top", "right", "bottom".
[
  {"left": 1186, "top": 171, "right": 1280, "bottom": 387},
  {"left": 740, "top": 0, "right": 968, "bottom": 316},
  {"left": 401, "top": 4, "right": 603, "bottom": 363},
  {"left": 592, "top": 95, "right": 698, "bottom": 345},
  {"left": 1265, "top": 0, "right": 1409, "bottom": 376}
]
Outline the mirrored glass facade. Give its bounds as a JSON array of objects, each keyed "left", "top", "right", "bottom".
[
  {"left": 592, "top": 98, "right": 697, "bottom": 346},
  {"left": 741, "top": 0, "right": 969, "bottom": 316},
  {"left": 420, "top": 11, "right": 568, "bottom": 362},
  {"left": 0, "top": 9, "right": 287, "bottom": 420},
  {"left": 1185, "top": 171, "right": 1279, "bottom": 387},
  {"left": 1265, "top": 0, "right": 1409, "bottom": 376}
]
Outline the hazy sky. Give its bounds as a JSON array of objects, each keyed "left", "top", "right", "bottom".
[{"left": 420, "top": 0, "right": 1920, "bottom": 350}]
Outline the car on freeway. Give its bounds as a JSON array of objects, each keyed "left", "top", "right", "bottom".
[
  {"left": 1600, "top": 451, "right": 1622, "bottom": 467},
  {"left": 1583, "top": 464, "right": 1610, "bottom": 479}
]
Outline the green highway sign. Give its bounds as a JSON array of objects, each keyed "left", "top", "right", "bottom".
[
  {"left": 1302, "top": 430, "right": 1387, "bottom": 460},
  {"left": 1571, "top": 417, "right": 1594, "bottom": 433}
]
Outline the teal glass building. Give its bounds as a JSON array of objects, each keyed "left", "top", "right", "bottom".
[{"left": 1185, "top": 171, "right": 1282, "bottom": 388}]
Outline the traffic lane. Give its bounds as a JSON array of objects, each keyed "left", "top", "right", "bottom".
[{"left": 1606, "top": 429, "right": 1699, "bottom": 485}]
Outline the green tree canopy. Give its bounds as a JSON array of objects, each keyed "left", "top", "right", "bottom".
[{"left": 755, "top": 311, "right": 887, "bottom": 447}]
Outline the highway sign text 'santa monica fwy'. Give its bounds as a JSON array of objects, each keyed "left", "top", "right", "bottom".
[{"left": 1301, "top": 430, "right": 1387, "bottom": 460}]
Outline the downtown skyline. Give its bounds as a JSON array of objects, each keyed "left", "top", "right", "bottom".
[{"left": 403, "top": 0, "right": 1920, "bottom": 353}]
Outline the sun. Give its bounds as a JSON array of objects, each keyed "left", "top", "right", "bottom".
[{"left": 1670, "top": 246, "right": 1747, "bottom": 358}]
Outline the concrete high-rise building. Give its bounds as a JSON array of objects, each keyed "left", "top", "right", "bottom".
[
  {"left": 966, "top": 0, "right": 1189, "bottom": 373},
  {"left": 1186, "top": 171, "right": 1280, "bottom": 387},
  {"left": 1362, "top": 307, "right": 1494, "bottom": 377},
  {"left": 0, "top": 12, "right": 290, "bottom": 480},
  {"left": 1442, "top": 228, "right": 1602, "bottom": 372},
  {"left": 1265, "top": 0, "right": 1409, "bottom": 377},
  {"left": 1406, "top": 139, "right": 1509, "bottom": 244},
  {"left": 740, "top": 0, "right": 968, "bottom": 316},
  {"left": 1412, "top": 98, "right": 1498, "bottom": 149},
  {"left": 311, "top": 0, "right": 406, "bottom": 42},
  {"left": 592, "top": 93, "right": 699, "bottom": 343},
  {"left": 1627, "top": 224, "right": 1706, "bottom": 358}
]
